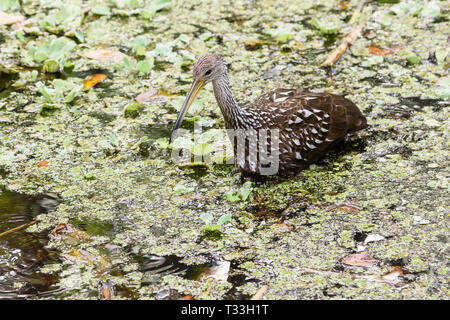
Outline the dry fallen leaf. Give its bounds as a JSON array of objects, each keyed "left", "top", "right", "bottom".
[
  {"left": 424, "top": 119, "right": 440, "bottom": 127},
  {"left": 196, "top": 261, "right": 230, "bottom": 282},
  {"left": 83, "top": 73, "right": 107, "bottom": 89},
  {"left": 163, "top": 114, "right": 177, "bottom": 122},
  {"left": 338, "top": 1, "right": 350, "bottom": 10},
  {"left": 83, "top": 49, "right": 128, "bottom": 62},
  {"left": 331, "top": 203, "right": 361, "bottom": 213},
  {"left": 341, "top": 253, "right": 378, "bottom": 267},
  {"left": 136, "top": 89, "right": 158, "bottom": 103},
  {"left": 364, "top": 233, "right": 385, "bottom": 245},
  {"left": 368, "top": 44, "right": 402, "bottom": 56},
  {"left": 243, "top": 39, "right": 263, "bottom": 50},
  {"left": 99, "top": 282, "right": 112, "bottom": 300},
  {"left": 37, "top": 160, "right": 49, "bottom": 167},
  {"left": 0, "top": 11, "right": 25, "bottom": 25},
  {"left": 250, "top": 285, "right": 268, "bottom": 300},
  {"left": 50, "top": 222, "right": 92, "bottom": 241},
  {"left": 382, "top": 266, "right": 404, "bottom": 282},
  {"left": 276, "top": 221, "right": 293, "bottom": 232}
]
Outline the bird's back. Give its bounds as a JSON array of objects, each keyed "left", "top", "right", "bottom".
[{"left": 239, "top": 88, "right": 367, "bottom": 176}]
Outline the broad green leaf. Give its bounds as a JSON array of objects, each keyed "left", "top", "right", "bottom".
[
  {"left": 226, "top": 192, "right": 241, "bottom": 202},
  {"left": 241, "top": 181, "right": 253, "bottom": 201},
  {"left": 137, "top": 59, "right": 153, "bottom": 74},
  {"left": 191, "top": 143, "right": 212, "bottom": 156},
  {"left": 92, "top": 5, "right": 111, "bottom": 16},
  {"left": 36, "top": 82, "right": 53, "bottom": 103},
  {"left": 420, "top": 2, "right": 440, "bottom": 18},
  {"left": 109, "top": 133, "right": 119, "bottom": 147},
  {"left": 199, "top": 213, "right": 214, "bottom": 225},
  {"left": 171, "top": 136, "right": 195, "bottom": 149},
  {"left": 151, "top": 0, "right": 171, "bottom": 13},
  {"left": 65, "top": 87, "right": 80, "bottom": 103},
  {"left": 217, "top": 214, "right": 232, "bottom": 225}
]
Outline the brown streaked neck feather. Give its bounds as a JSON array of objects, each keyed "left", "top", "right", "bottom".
[{"left": 212, "top": 71, "right": 244, "bottom": 130}]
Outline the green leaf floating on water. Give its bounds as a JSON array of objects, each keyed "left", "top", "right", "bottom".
[
  {"left": 435, "top": 76, "right": 450, "bottom": 99},
  {"left": 226, "top": 192, "right": 241, "bottom": 202},
  {"left": 310, "top": 17, "right": 342, "bottom": 34},
  {"left": 40, "top": 103, "right": 60, "bottom": 116},
  {"left": 171, "top": 137, "right": 195, "bottom": 149},
  {"left": 266, "top": 23, "right": 295, "bottom": 42},
  {"left": 31, "top": 37, "right": 76, "bottom": 65},
  {"left": 137, "top": 59, "right": 153, "bottom": 74},
  {"left": 48, "top": 37, "right": 76, "bottom": 61},
  {"left": 241, "top": 181, "right": 253, "bottom": 201},
  {"left": 217, "top": 214, "right": 232, "bottom": 226},
  {"left": 173, "top": 180, "right": 194, "bottom": 193},
  {"left": 197, "top": 129, "right": 223, "bottom": 144},
  {"left": 65, "top": 87, "right": 80, "bottom": 103},
  {"left": 420, "top": 2, "right": 440, "bottom": 18},
  {"left": 199, "top": 213, "right": 214, "bottom": 225},
  {"left": 225, "top": 182, "right": 253, "bottom": 202},
  {"left": 133, "top": 35, "right": 150, "bottom": 56},
  {"left": 108, "top": 133, "right": 119, "bottom": 147},
  {"left": 123, "top": 103, "right": 141, "bottom": 118},
  {"left": 43, "top": 59, "right": 59, "bottom": 73},
  {"left": 0, "top": 0, "right": 20, "bottom": 11},
  {"left": 92, "top": 5, "right": 111, "bottom": 16},
  {"left": 191, "top": 143, "right": 212, "bottom": 156},
  {"left": 54, "top": 4, "right": 81, "bottom": 23},
  {"left": 36, "top": 82, "right": 53, "bottom": 103},
  {"left": 151, "top": 0, "right": 171, "bottom": 13}
]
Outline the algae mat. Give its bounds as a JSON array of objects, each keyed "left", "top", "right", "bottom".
[{"left": 0, "top": 0, "right": 448, "bottom": 299}]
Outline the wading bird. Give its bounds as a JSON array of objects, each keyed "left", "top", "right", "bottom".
[{"left": 170, "top": 54, "right": 367, "bottom": 176}]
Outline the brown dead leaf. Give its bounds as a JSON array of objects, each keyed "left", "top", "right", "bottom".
[
  {"left": 250, "top": 285, "right": 268, "bottom": 300},
  {"left": 0, "top": 11, "right": 25, "bottom": 25},
  {"left": 50, "top": 222, "right": 92, "bottom": 241},
  {"left": 180, "top": 294, "right": 194, "bottom": 300},
  {"left": 196, "top": 261, "right": 230, "bottom": 282},
  {"left": 99, "top": 282, "right": 112, "bottom": 300},
  {"left": 276, "top": 221, "right": 293, "bottom": 232},
  {"left": 83, "top": 73, "right": 107, "bottom": 89},
  {"left": 163, "top": 114, "right": 177, "bottom": 122},
  {"left": 331, "top": 203, "right": 361, "bottom": 213},
  {"left": 382, "top": 266, "right": 404, "bottom": 282},
  {"left": 136, "top": 89, "right": 158, "bottom": 103},
  {"left": 338, "top": 1, "right": 350, "bottom": 10},
  {"left": 368, "top": 44, "right": 402, "bottom": 56},
  {"left": 243, "top": 39, "right": 263, "bottom": 50},
  {"left": 83, "top": 49, "right": 128, "bottom": 62},
  {"left": 11, "top": 18, "right": 33, "bottom": 30},
  {"left": 37, "top": 160, "right": 49, "bottom": 167},
  {"left": 341, "top": 253, "right": 378, "bottom": 267}
]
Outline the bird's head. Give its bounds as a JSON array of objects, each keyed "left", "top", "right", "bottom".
[
  {"left": 170, "top": 54, "right": 226, "bottom": 143},
  {"left": 193, "top": 53, "right": 226, "bottom": 82}
]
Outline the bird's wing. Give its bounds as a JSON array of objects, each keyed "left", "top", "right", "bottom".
[{"left": 245, "top": 89, "right": 366, "bottom": 164}]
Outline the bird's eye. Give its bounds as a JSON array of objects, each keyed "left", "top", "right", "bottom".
[{"left": 205, "top": 69, "right": 212, "bottom": 76}]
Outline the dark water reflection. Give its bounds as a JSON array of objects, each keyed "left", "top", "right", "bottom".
[{"left": 0, "top": 187, "right": 63, "bottom": 299}]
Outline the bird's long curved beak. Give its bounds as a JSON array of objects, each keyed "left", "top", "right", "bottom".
[{"left": 170, "top": 79, "right": 205, "bottom": 143}]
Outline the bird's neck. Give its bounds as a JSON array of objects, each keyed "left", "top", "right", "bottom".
[{"left": 212, "top": 73, "right": 244, "bottom": 129}]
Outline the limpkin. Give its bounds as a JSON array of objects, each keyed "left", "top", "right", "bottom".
[{"left": 170, "top": 54, "right": 367, "bottom": 176}]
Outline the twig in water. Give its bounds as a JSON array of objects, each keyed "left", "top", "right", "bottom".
[
  {"left": 349, "top": 0, "right": 366, "bottom": 25},
  {"left": 0, "top": 220, "right": 38, "bottom": 238},
  {"left": 321, "top": 21, "right": 366, "bottom": 68},
  {"left": 322, "top": 0, "right": 371, "bottom": 69}
]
